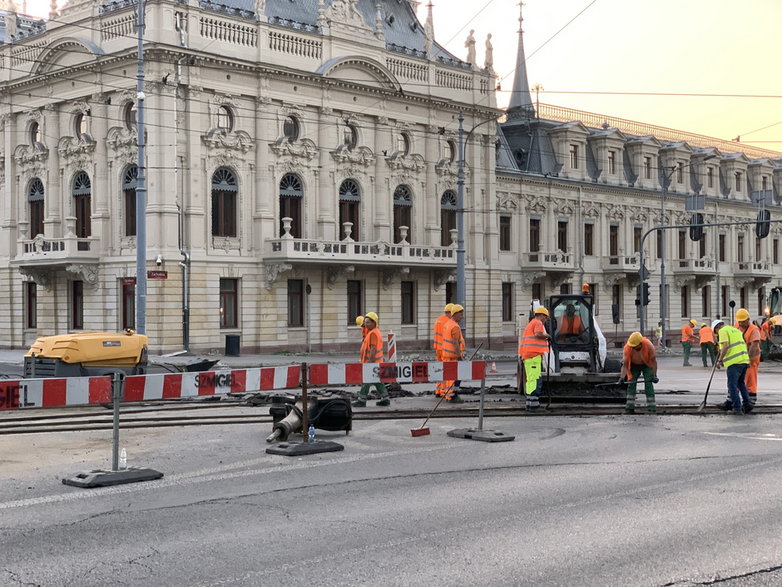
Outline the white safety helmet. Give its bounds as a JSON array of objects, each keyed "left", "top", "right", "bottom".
[{"left": 711, "top": 319, "right": 724, "bottom": 330}]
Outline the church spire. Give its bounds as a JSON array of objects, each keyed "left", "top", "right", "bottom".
[{"left": 508, "top": 2, "right": 534, "bottom": 115}]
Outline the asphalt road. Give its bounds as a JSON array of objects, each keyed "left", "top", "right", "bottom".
[{"left": 3, "top": 403, "right": 782, "bottom": 586}]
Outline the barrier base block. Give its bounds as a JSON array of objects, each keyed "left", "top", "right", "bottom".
[
  {"left": 266, "top": 440, "right": 344, "bottom": 456},
  {"left": 62, "top": 467, "right": 164, "bottom": 488},
  {"left": 447, "top": 428, "right": 515, "bottom": 442}
]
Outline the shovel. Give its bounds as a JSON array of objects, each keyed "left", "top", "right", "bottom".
[
  {"left": 697, "top": 361, "right": 719, "bottom": 412},
  {"left": 411, "top": 342, "right": 484, "bottom": 437}
]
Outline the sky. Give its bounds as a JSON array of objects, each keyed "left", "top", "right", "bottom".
[
  {"left": 22, "top": 0, "right": 781, "bottom": 153},
  {"left": 422, "top": 0, "right": 781, "bottom": 152}
]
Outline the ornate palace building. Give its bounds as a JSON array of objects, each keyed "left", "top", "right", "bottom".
[{"left": 0, "top": 1, "right": 779, "bottom": 352}]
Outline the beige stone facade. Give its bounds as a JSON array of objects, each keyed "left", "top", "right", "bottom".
[{"left": 0, "top": 1, "right": 780, "bottom": 354}]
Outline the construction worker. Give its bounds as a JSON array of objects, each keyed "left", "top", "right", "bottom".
[
  {"left": 581, "top": 283, "right": 590, "bottom": 294},
  {"left": 556, "top": 303, "right": 585, "bottom": 342},
  {"left": 713, "top": 318, "right": 751, "bottom": 414},
  {"left": 698, "top": 322, "right": 716, "bottom": 367},
  {"left": 760, "top": 317, "right": 773, "bottom": 361},
  {"left": 736, "top": 308, "right": 761, "bottom": 406},
  {"left": 433, "top": 303, "right": 453, "bottom": 397},
  {"left": 356, "top": 315, "right": 367, "bottom": 340},
  {"left": 620, "top": 331, "right": 658, "bottom": 414},
  {"left": 681, "top": 319, "right": 697, "bottom": 366},
  {"left": 519, "top": 307, "right": 551, "bottom": 411},
  {"left": 352, "top": 312, "right": 391, "bottom": 408},
  {"left": 441, "top": 304, "right": 465, "bottom": 403}
]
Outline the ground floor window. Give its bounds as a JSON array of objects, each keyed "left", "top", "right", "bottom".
[
  {"left": 288, "top": 279, "right": 304, "bottom": 327},
  {"left": 445, "top": 282, "right": 456, "bottom": 305},
  {"left": 25, "top": 282, "right": 37, "bottom": 329},
  {"left": 220, "top": 278, "right": 238, "bottom": 328},
  {"left": 401, "top": 281, "right": 415, "bottom": 325},
  {"left": 121, "top": 279, "right": 135, "bottom": 330},
  {"left": 502, "top": 282, "right": 513, "bottom": 322},
  {"left": 71, "top": 280, "right": 84, "bottom": 330},
  {"left": 347, "top": 280, "right": 363, "bottom": 325}
]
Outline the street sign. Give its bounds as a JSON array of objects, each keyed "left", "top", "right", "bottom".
[
  {"left": 147, "top": 270, "right": 168, "bottom": 280},
  {"left": 120, "top": 277, "right": 136, "bottom": 286}
]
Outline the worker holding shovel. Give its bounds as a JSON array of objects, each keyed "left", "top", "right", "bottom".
[
  {"left": 620, "top": 331, "right": 658, "bottom": 415},
  {"left": 519, "top": 307, "right": 551, "bottom": 412}
]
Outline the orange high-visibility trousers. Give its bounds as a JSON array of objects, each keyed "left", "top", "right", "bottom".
[{"left": 746, "top": 356, "right": 760, "bottom": 396}]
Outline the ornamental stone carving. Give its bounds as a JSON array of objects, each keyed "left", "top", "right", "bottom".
[
  {"left": 385, "top": 152, "right": 425, "bottom": 173},
  {"left": 325, "top": 0, "right": 370, "bottom": 30},
  {"left": 582, "top": 203, "right": 600, "bottom": 218},
  {"left": 57, "top": 135, "right": 96, "bottom": 170},
  {"left": 106, "top": 126, "right": 137, "bottom": 167},
  {"left": 66, "top": 264, "right": 99, "bottom": 287},
  {"left": 13, "top": 143, "right": 49, "bottom": 166},
  {"left": 606, "top": 205, "right": 624, "bottom": 221},
  {"left": 265, "top": 262, "right": 292, "bottom": 290},
  {"left": 270, "top": 137, "right": 318, "bottom": 164},
  {"left": 525, "top": 197, "right": 546, "bottom": 214},
  {"left": 331, "top": 144, "right": 375, "bottom": 167},
  {"left": 553, "top": 199, "right": 575, "bottom": 215},
  {"left": 18, "top": 267, "right": 53, "bottom": 291},
  {"left": 202, "top": 129, "right": 253, "bottom": 154}
]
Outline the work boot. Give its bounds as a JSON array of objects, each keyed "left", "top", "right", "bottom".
[
  {"left": 742, "top": 404, "right": 754, "bottom": 414},
  {"left": 717, "top": 400, "right": 732, "bottom": 411},
  {"left": 376, "top": 398, "right": 390, "bottom": 407},
  {"left": 351, "top": 399, "right": 366, "bottom": 408},
  {"left": 447, "top": 395, "right": 464, "bottom": 404}
]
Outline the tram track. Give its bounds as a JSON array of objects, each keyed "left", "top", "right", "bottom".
[{"left": 3, "top": 402, "right": 782, "bottom": 435}]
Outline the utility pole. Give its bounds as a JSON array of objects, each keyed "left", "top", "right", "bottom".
[
  {"left": 456, "top": 112, "right": 466, "bottom": 311},
  {"left": 135, "top": 0, "right": 147, "bottom": 334}
]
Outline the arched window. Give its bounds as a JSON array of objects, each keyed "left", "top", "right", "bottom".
[
  {"left": 283, "top": 115, "right": 300, "bottom": 142},
  {"left": 338, "top": 179, "right": 361, "bottom": 241},
  {"left": 216, "top": 105, "right": 234, "bottom": 132},
  {"left": 28, "top": 178, "right": 44, "bottom": 237},
  {"left": 72, "top": 171, "right": 91, "bottom": 239},
  {"left": 440, "top": 190, "right": 457, "bottom": 246},
  {"left": 123, "top": 165, "right": 138, "bottom": 237},
  {"left": 393, "top": 184, "right": 412, "bottom": 244},
  {"left": 212, "top": 168, "right": 238, "bottom": 237},
  {"left": 279, "top": 173, "right": 303, "bottom": 238}
]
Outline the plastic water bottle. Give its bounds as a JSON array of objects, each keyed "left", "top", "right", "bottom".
[
  {"left": 308, "top": 424, "right": 316, "bottom": 443},
  {"left": 119, "top": 448, "right": 128, "bottom": 470}
]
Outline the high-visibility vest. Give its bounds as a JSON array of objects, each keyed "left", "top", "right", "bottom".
[
  {"left": 560, "top": 315, "right": 583, "bottom": 334},
  {"left": 520, "top": 319, "right": 548, "bottom": 359},
  {"left": 361, "top": 326, "right": 369, "bottom": 341},
  {"left": 433, "top": 314, "right": 450, "bottom": 352},
  {"left": 698, "top": 326, "right": 714, "bottom": 344},
  {"left": 681, "top": 325, "right": 695, "bottom": 343},
  {"left": 622, "top": 337, "right": 656, "bottom": 379},
  {"left": 720, "top": 326, "right": 749, "bottom": 367},
  {"left": 441, "top": 319, "right": 464, "bottom": 361},
  {"left": 760, "top": 321, "right": 771, "bottom": 341},
  {"left": 360, "top": 328, "right": 384, "bottom": 363}
]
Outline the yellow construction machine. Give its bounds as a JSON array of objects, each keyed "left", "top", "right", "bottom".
[{"left": 24, "top": 330, "right": 149, "bottom": 378}]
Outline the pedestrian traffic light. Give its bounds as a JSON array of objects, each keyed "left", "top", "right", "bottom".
[
  {"left": 689, "top": 213, "right": 704, "bottom": 241},
  {"left": 641, "top": 283, "right": 650, "bottom": 306},
  {"left": 756, "top": 209, "right": 771, "bottom": 239}
]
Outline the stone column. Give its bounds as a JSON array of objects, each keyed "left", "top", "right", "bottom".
[
  {"left": 317, "top": 106, "right": 337, "bottom": 240},
  {"left": 91, "top": 95, "right": 109, "bottom": 251},
  {"left": 372, "top": 117, "right": 390, "bottom": 241},
  {"left": 254, "top": 96, "right": 274, "bottom": 249},
  {"left": 424, "top": 124, "right": 439, "bottom": 245},
  {"left": 43, "top": 105, "right": 61, "bottom": 236}
]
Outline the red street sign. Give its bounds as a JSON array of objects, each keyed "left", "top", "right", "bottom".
[
  {"left": 147, "top": 270, "right": 168, "bottom": 279},
  {"left": 120, "top": 277, "right": 136, "bottom": 286}
]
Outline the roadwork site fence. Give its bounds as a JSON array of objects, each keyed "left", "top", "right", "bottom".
[{"left": 0, "top": 361, "right": 486, "bottom": 411}]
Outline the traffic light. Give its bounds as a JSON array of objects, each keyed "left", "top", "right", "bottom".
[
  {"left": 756, "top": 209, "right": 771, "bottom": 239},
  {"left": 641, "top": 283, "right": 650, "bottom": 306},
  {"left": 689, "top": 213, "right": 704, "bottom": 241}
]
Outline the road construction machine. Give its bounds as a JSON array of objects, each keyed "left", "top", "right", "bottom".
[
  {"left": 523, "top": 291, "right": 623, "bottom": 399},
  {"left": 24, "top": 330, "right": 149, "bottom": 378}
]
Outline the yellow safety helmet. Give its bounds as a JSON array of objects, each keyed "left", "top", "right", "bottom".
[
  {"left": 444, "top": 303, "right": 454, "bottom": 314},
  {"left": 735, "top": 308, "right": 750, "bottom": 322},
  {"left": 534, "top": 306, "right": 549, "bottom": 318},
  {"left": 689, "top": 319, "right": 697, "bottom": 326},
  {"left": 355, "top": 315, "right": 364, "bottom": 327},
  {"left": 770, "top": 317, "right": 777, "bottom": 326},
  {"left": 627, "top": 332, "right": 643, "bottom": 347},
  {"left": 450, "top": 304, "right": 464, "bottom": 314},
  {"left": 364, "top": 312, "right": 379, "bottom": 326},
  {"left": 701, "top": 323, "right": 707, "bottom": 328}
]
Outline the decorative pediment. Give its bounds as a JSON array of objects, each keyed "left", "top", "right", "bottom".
[
  {"left": 331, "top": 144, "right": 375, "bottom": 167},
  {"left": 270, "top": 137, "right": 318, "bottom": 163},
  {"left": 606, "top": 205, "right": 624, "bottom": 221},
  {"left": 630, "top": 207, "right": 649, "bottom": 223},
  {"left": 202, "top": 129, "right": 253, "bottom": 153},
  {"left": 57, "top": 135, "right": 96, "bottom": 165},
  {"left": 525, "top": 197, "right": 546, "bottom": 214},
  {"left": 13, "top": 143, "right": 49, "bottom": 166},
  {"left": 385, "top": 152, "right": 425, "bottom": 173},
  {"left": 496, "top": 196, "right": 518, "bottom": 212},
  {"left": 582, "top": 203, "right": 600, "bottom": 218},
  {"left": 553, "top": 199, "right": 575, "bottom": 215}
]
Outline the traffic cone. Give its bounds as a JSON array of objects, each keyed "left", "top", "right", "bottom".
[{"left": 491, "top": 361, "right": 497, "bottom": 373}]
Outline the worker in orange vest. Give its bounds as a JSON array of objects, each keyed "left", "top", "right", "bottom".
[
  {"left": 432, "top": 303, "right": 454, "bottom": 397},
  {"left": 356, "top": 315, "right": 367, "bottom": 340},
  {"left": 760, "top": 317, "right": 773, "bottom": 361},
  {"left": 698, "top": 322, "right": 716, "bottom": 367},
  {"left": 621, "top": 331, "right": 658, "bottom": 414},
  {"left": 737, "top": 309, "right": 761, "bottom": 406},
  {"left": 519, "top": 306, "right": 551, "bottom": 411},
  {"left": 441, "top": 304, "right": 465, "bottom": 403},
  {"left": 352, "top": 312, "right": 391, "bottom": 408},
  {"left": 681, "top": 319, "right": 697, "bottom": 366},
  {"left": 556, "top": 303, "right": 585, "bottom": 342}
]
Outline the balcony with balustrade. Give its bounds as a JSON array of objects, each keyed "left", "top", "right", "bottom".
[
  {"left": 601, "top": 254, "right": 640, "bottom": 274},
  {"left": 733, "top": 260, "right": 773, "bottom": 279},
  {"left": 522, "top": 250, "right": 575, "bottom": 272},
  {"left": 13, "top": 233, "right": 100, "bottom": 266},
  {"left": 672, "top": 257, "right": 717, "bottom": 276},
  {"left": 264, "top": 220, "right": 456, "bottom": 268}
]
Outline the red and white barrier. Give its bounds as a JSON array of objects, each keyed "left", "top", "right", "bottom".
[
  {"left": 308, "top": 361, "right": 486, "bottom": 386},
  {"left": 0, "top": 365, "right": 301, "bottom": 411},
  {"left": 386, "top": 332, "right": 396, "bottom": 363}
]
